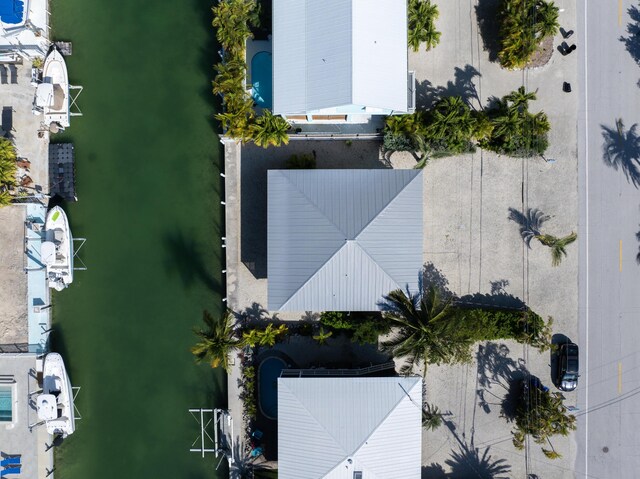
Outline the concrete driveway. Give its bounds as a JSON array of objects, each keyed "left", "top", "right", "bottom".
[{"left": 401, "top": 0, "right": 580, "bottom": 477}]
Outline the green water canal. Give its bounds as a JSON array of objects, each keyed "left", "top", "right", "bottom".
[{"left": 50, "top": 1, "right": 226, "bottom": 477}]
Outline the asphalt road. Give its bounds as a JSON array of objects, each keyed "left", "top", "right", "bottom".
[{"left": 578, "top": 0, "right": 640, "bottom": 477}]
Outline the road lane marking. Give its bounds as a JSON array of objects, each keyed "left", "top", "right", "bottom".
[
  {"left": 618, "top": 362, "right": 623, "bottom": 394},
  {"left": 620, "top": 240, "right": 623, "bottom": 271},
  {"left": 619, "top": 0, "right": 623, "bottom": 26}
]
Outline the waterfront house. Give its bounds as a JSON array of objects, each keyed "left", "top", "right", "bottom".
[
  {"left": 277, "top": 376, "right": 423, "bottom": 479},
  {"left": 267, "top": 169, "right": 423, "bottom": 311},
  {"left": 272, "top": 0, "right": 414, "bottom": 125}
]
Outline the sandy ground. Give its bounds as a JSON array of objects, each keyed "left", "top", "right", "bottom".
[{"left": 0, "top": 206, "right": 28, "bottom": 345}]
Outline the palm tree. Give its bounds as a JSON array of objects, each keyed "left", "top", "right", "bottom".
[
  {"left": 512, "top": 381, "right": 576, "bottom": 458},
  {"left": 191, "top": 309, "right": 242, "bottom": 372},
  {"left": 535, "top": 232, "right": 577, "bottom": 267},
  {"left": 424, "top": 96, "right": 476, "bottom": 154},
  {"left": 250, "top": 110, "right": 290, "bottom": 148},
  {"left": 0, "top": 189, "right": 12, "bottom": 207},
  {"left": 535, "top": 1, "right": 560, "bottom": 39},
  {"left": 212, "top": 0, "right": 259, "bottom": 54},
  {"left": 381, "top": 286, "right": 472, "bottom": 376},
  {"left": 422, "top": 403, "right": 443, "bottom": 431},
  {"left": 408, "top": 0, "right": 441, "bottom": 52},
  {"left": 313, "top": 327, "right": 333, "bottom": 345},
  {"left": 504, "top": 86, "right": 537, "bottom": 112},
  {"left": 242, "top": 323, "right": 288, "bottom": 347}
]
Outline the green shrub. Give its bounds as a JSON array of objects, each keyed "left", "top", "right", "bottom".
[{"left": 319, "top": 311, "right": 351, "bottom": 330}]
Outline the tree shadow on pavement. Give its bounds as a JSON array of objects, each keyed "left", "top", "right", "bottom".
[
  {"left": 619, "top": 4, "right": 640, "bottom": 65},
  {"left": 601, "top": 120, "right": 640, "bottom": 188},
  {"left": 421, "top": 262, "right": 453, "bottom": 298},
  {"left": 635, "top": 224, "right": 640, "bottom": 264},
  {"left": 508, "top": 207, "right": 550, "bottom": 247},
  {"left": 456, "top": 291, "right": 526, "bottom": 310},
  {"left": 446, "top": 445, "right": 512, "bottom": 479},
  {"left": 423, "top": 420, "right": 512, "bottom": 478},
  {"left": 415, "top": 65, "right": 482, "bottom": 110},
  {"left": 477, "top": 342, "right": 520, "bottom": 390},
  {"left": 475, "top": 0, "right": 502, "bottom": 63}
]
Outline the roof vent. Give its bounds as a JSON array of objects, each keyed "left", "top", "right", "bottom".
[{"left": 354, "top": 472, "right": 363, "bottom": 479}]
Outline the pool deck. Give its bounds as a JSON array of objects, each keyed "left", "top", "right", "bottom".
[
  {"left": 0, "top": 0, "right": 50, "bottom": 58},
  {"left": 0, "top": 354, "right": 54, "bottom": 479}
]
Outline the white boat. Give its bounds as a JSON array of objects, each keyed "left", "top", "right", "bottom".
[
  {"left": 42, "top": 206, "right": 73, "bottom": 291},
  {"left": 33, "top": 46, "right": 70, "bottom": 130},
  {"left": 36, "top": 353, "right": 75, "bottom": 438}
]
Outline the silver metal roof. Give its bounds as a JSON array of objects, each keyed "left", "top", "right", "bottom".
[
  {"left": 278, "top": 376, "right": 423, "bottom": 479},
  {"left": 268, "top": 169, "right": 423, "bottom": 311},
  {"left": 272, "top": 0, "right": 409, "bottom": 115}
]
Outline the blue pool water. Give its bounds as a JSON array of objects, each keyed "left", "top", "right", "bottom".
[
  {"left": 258, "top": 356, "right": 286, "bottom": 420},
  {"left": 0, "top": 0, "right": 24, "bottom": 24},
  {"left": 251, "top": 51, "right": 272, "bottom": 109},
  {"left": 0, "top": 387, "right": 12, "bottom": 422}
]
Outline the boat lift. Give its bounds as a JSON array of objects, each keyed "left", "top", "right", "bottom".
[
  {"left": 73, "top": 238, "right": 87, "bottom": 271},
  {"left": 188, "top": 408, "right": 234, "bottom": 470},
  {"left": 69, "top": 85, "right": 83, "bottom": 118}
]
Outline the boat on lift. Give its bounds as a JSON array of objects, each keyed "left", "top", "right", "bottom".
[
  {"left": 42, "top": 206, "right": 73, "bottom": 291},
  {"left": 36, "top": 353, "right": 75, "bottom": 437},
  {"left": 33, "top": 46, "right": 69, "bottom": 130}
]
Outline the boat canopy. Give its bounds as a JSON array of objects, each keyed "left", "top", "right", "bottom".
[
  {"left": 41, "top": 241, "right": 56, "bottom": 265},
  {"left": 35, "top": 83, "right": 54, "bottom": 107},
  {"left": 36, "top": 394, "right": 58, "bottom": 421}
]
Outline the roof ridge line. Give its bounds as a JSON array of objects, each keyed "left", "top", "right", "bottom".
[
  {"left": 354, "top": 170, "right": 420, "bottom": 239},
  {"left": 346, "top": 379, "right": 422, "bottom": 470},
  {"left": 281, "top": 381, "right": 352, "bottom": 477},
  {"left": 280, "top": 170, "right": 350, "bottom": 237}
]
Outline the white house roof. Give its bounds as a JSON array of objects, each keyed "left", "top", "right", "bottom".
[
  {"left": 267, "top": 169, "right": 423, "bottom": 311},
  {"left": 278, "top": 376, "right": 423, "bottom": 479},
  {"left": 272, "top": 0, "right": 408, "bottom": 115}
]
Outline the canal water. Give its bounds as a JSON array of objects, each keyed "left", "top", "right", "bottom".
[{"left": 50, "top": 1, "right": 226, "bottom": 477}]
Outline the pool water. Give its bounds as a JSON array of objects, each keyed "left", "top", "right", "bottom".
[
  {"left": 0, "top": 386, "right": 12, "bottom": 422},
  {"left": 251, "top": 51, "right": 272, "bottom": 109},
  {"left": 0, "top": 0, "right": 24, "bottom": 24},
  {"left": 258, "top": 357, "right": 286, "bottom": 420}
]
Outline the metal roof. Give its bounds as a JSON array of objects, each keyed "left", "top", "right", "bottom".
[
  {"left": 268, "top": 169, "right": 423, "bottom": 311},
  {"left": 278, "top": 376, "right": 423, "bottom": 479},
  {"left": 272, "top": 0, "right": 408, "bottom": 115}
]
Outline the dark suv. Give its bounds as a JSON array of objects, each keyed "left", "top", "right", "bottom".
[{"left": 557, "top": 342, "right": 579, "bottom": 391}]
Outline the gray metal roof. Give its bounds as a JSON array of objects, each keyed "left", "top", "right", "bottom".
[
  {"left": 268, "top": 169, "right": 423, "bottom": 311},
  {"left": 272, "top": 0, "right": 409, "bottom": 115},
  {"left": 278, "top": 376, "right": 423, "bottom": 479}
]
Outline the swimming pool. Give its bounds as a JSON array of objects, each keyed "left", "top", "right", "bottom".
[
  {"left": 0, "top": 0, "right": 24, "bottom": 24},
  {"left": 258, "top": 356, "right": 286, "bottom": 420},
  {"left": 0, "top": 386, "right": 12, "bottom": 422},
  {"left": 251, "top": 51, "right": 272, "bottom": 109}
]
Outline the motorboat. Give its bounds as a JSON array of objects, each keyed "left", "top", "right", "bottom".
[
  {"left": 33, "top": 46, "right": 69, "bottom": 130},
  {"left": 42, "top": 206, "right": 73, "bottom": 291},
  {"left": 36, "top": 353, "right": 75, "bottom": 437}
]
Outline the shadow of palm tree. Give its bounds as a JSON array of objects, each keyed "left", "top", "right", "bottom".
[
  {"left": 422, "top": 463, "right": 447, "bottom": 479},
  {"left": 508, "top": 207, "right": 550, "bottom": 247},
  {"left": 446, "top": 445, "right": 512, "bottom": 479},
  {"left": 420, "top": 262, "right": 453, "bottom": 298},
  {"left": 636, "top": 226, "right": 640, "bottom": 264},
  {"left": 619, "top": 4, "right": 640, "bottom": 65},
  {"left": 601, "top": 120, "right": 640, "bottom": 188},
  {"left": 415, "top": 66, "right": 482, "bottom": 109},
  {"left": 477, "top": 342, "right": 519, "bottom": 390},
  {"left": 164, "top": 232, "right": 219, "bottom": 292}
]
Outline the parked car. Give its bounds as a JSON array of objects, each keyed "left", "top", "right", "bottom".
[{"left": 557, "top": 342, "right": 579, "bottom": 391}]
